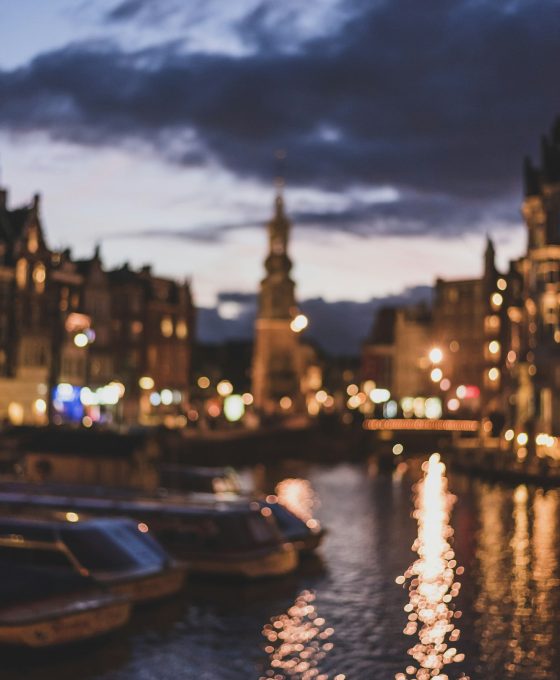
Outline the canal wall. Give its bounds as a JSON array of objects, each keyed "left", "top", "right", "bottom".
[{"left": 0, "top": 422, "right": 370, "bottom": 485}]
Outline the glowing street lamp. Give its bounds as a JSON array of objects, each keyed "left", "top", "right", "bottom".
[
  {"left": 139, "top": 376, "right": 155, "bottom": 390},
  {"left": 217, "top": 380, "right": 233, "bottom": 397},
  {"left": 290, "top": 314, "right": 308, "bottom": 333},
  {"left": 430, "top": 367, "right": 443, "bottom": 383},
  {"left": 74, "top": 332, "right": 89, "bottom": 348},
  {"left": 429, "top": 347, "right": 443, "bottom": 364}
]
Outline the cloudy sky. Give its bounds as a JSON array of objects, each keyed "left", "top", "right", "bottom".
[{"left": 1, "top": 0, "right": 559, "bottom": 351}]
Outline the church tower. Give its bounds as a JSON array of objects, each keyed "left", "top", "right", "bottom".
[{"left": 252, "top": 186, "right": 304, "bottom": 414}]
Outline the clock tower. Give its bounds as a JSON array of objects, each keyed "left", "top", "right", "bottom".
[{"left": 252, "top": 187, "right": 304, "bottom": 414}]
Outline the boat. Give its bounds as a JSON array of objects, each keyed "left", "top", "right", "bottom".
[
  {"left": 158, "top": 465, "right": 242, "bottom": 496},
  {"left": 0, "top": 563, "right": 130, "bottom": 647},
  {"left": 260, "top": 500, "right": 326, "bottom": 555},
  {"left": 0, "top": 490, "right": 298, "bottom": 579},
  {"left": 152, "top": 502, "right": 298, "bottom": 578},
  {"left": 0, "top": 515, "right": 187, "bottom": 603}
]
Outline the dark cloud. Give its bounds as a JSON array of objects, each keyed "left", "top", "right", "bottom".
[
  {"left": 106, "top": 0, "right": 147, "bottom": 22},
  {"left": 197, "top": 286, "right": 433, "bottom": 355},
  {"left": 105, "top": 0, "right": 182, "bottom": 24},
  {"left": 102, "top": 188, "right": 519, "bottom": 243},
  {"left": 1, "top": 0, "right": 558, "bottom": 236},
  {"left": 104, "top": 222, "right": 260, "bottom": 244}
]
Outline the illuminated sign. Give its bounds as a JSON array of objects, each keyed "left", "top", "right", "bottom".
[{"left": 363, "top": 419, "right": 479, "bottom": 432}]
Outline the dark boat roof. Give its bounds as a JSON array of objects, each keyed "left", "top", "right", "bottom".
[
  {"left": 0, "top": 489, "right": 265, "bottom": 519},
  {"left": 0, "top": 515, "right": 137, "bottom": 540}
]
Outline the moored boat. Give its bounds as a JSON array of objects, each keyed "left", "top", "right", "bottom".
[
  {"left": 260, "top": 500, "right": 326, "bottom": 555},
  {"left": 158, "top": 465, "right": 242, "bottom": 496},
  {"left": 0, "top": 516, "right": 186, "bottom": 603},
  {"left": 0, "top": 490, "right": 298, "bottom": 579},
  {"left": 0, "top": 564, "right": 130, "bottom": 647}
]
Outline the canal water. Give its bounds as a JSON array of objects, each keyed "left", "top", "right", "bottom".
[{"left": 4, "top": 457, "right": 560, "bottom": 679}]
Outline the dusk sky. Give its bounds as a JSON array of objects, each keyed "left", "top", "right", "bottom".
[{"left": 1, "top": 0, "right": 560, "bottom": 351}]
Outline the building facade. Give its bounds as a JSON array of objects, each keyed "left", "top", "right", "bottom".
[
  {"left": 432, "top": 238, "right": 508, "bottom": 418},
  {"left": 361, "top": 241, "right": 507, "bottom": 419},
  {"left": 0, "top": 183, "right": 194, "bottom": 427},
  {"left": 505, "top": 118, "right": 560, "bottom": 436},
  {"left": 361, "top": 306, "right": 396, "bottom": 390}
]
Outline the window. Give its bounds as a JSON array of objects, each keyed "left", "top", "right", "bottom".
[
  {"left": 484, "top": 315, "right": 500, "bottom": 334},
  {"left": 61, "top": 526, "right": 161, "bottom": 572},
  {"left": 28, "top": 228, "right": 39, "bottom": 254},
  {"left": 131, "top": 320, "right": 143, "bottom": 335},
  {"left": 16, "top": 259, "right": 27, "bottom": 289},
  {"left": 176, "top": 319, "right": 188, "bottom": 339},
  {"left": 161, "top": 316, "right": 173, "bottom": 338},
  {"left": 32, "top": 262, "right": 46, "bottom": 293},
  {"left": 447, "top": 287, "right": 458, "bottom": 303}
]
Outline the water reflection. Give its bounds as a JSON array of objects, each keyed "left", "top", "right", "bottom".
[
  {"left": 275, "top": 478, "right": 319, "bottom": 524},
  {"left": 532, "top": 488, "right": 558, "bottom": 676},
  {"left": 396, "top": 453, "right": 468, "bottom": 680},
  {"left": 260, "top": 590, "right": 342, "bottom": 680},
  {"left": 475, "top": 483, "right": 560, "bottom": 678}
]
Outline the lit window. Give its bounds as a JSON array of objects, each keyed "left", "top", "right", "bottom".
[
  {"left": 161, "top": 316, "right": 173, "bottom": 337},
  {"left": 484, "top": 315, "right": 500, "bottom": 333},
  {"left": 8, "top": 402, "right": 24, "bottom": 425},
  {"left": 16, "top": 259, "right": 27, "bottom": 289},
  {"left": 447, "top": 287, "right": 458, "bottom": 303},
  {"left": 33, "top": 263, "right": 46, "bottom": 293},
  {"left": 176, "top": 319, "right": 188, "bottom": 339},
  {"left": 28, "top": 229, "right": 39, "bottom": 253}
]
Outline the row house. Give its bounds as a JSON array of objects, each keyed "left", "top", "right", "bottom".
[
  {"left": 0, "top": 183, "right": 194, "bottom": 427},
  {"left": 360, "top": 117, "right": 560, "bottom": 442}
]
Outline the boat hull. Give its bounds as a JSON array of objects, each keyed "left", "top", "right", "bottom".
[
  {"left": 292, "top": 530, "right": 325, "bottom": 555},
  {"left": 108, "top": 565, "right": 187, "bottom": 603},
  {"left": 185, "top": 543, "right": 298, "bottom": 579},
  {"left": 0, "top": 595, "right": 130, "bottom": 648}
]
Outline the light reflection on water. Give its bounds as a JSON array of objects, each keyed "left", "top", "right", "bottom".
[
  {"left": 396, "top": 454, "right": 469, "bottom": 680},
  {"left": 275, "top": 478, "right": 319, "bottom": 523},
  {"left": 259, "top": 589, "right": 342, "bottom": 680},
  {"left": 8, "top": 461, "right": 560, "bottom": 680},
  {"left": 474, "top": 483, "right": 560, "bottom": 678}
]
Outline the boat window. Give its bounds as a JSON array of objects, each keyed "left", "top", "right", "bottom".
[
  {"left": 61, "top": 525, "right": 165, "bottom": 572},
  {"left": 0, "top": 545, "right": 74, "bottom": 569},
  {"left": 100, "top": 522, "right": 168, "bottom": 566}
]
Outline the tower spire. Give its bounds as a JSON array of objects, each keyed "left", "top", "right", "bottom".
[
  {"left": 274, "top": 149, "right": 287, "bottom": 213},
  {"left": 252, "top": 165, "right": 304, "bottom": 415}
]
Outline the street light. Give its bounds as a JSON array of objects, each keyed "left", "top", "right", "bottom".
[
  {"left": 290, "top": 314, "right": 308, "bottom": 333},
  {"left": 74, "top": 332, "right": 89, "bottom": 348},
  {"left": 430, "top": 367, "right": 443, "bottom": 383},
  {"left": 429, "top": 347, "right": 443, "bottom": 364}
]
